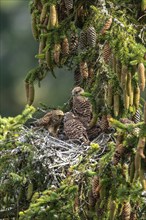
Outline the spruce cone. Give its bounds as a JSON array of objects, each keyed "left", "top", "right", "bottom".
[
  {"left": 92, "top": 176, "right": 100, "bottom": 199},
  {"left": 53, "top": 43, "right": 61, "bottom": 65},
  {"left": 101, "top": 17, "right": 112, "bottom": 34},
  {"left": 58, "top": 1, "right": 68, "bottom": 21},
  {"left": 87, "top": 26, "right": 97, "bottom": 47},
  {"left": 64, "top": 0, "right": 73, "bottom": 12},
  {"left": 132, "top": 109, "right": 140, "bottom": 124},
  {"left": 138, "top": 62, "right": 145, "bottom": 91},
  {"left": 79, "top": 30, "right": 87, "bottom": 50},
  {"left": 122, "top": 201, "right": 131, "bottom": 220},
  {"left": 70, "top": 33, "right": 78, "bottom": 55},
  {"left": 100, "top": 115, "right": 109, "bottom": 131},
  {"left": 61, "top": 37, "right": 69, "bottom": 56},
  {"left": 80, "top": 61, "right": 88, "bottom": 79},
  {"left": 88, "top": 190, "right": 96, "bottom": 208},
  {"left": 103, "top": 42, "right": 111, "bottom": 64},
  {"left": 74, "top": 67, "right": 82, "bottom": 86}
]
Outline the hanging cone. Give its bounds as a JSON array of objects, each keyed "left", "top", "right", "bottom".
[
  {"left": 87, "top": 26, "right": 97, "bottom": 47},
  {"left": 31, "top": 11, "right": 39, "bottom": 40},
  {"left": 114, "top": 94, "right": 120, "bottom": 116},
  {"left": 70, "top": 33, "right": 78, "bottom": 55},
  {"left": 53, "top": 43, "right": 61, "bottom": 65},
  {"left": 61, "top": 37, "right": 69, "bottom": 56},
  {"left": 92, "top": 176, "right": 100, "bottom": 199},
  {"left": 121, "top": 65, "right": 128, "bottom": 89},
  {"left": 58, "top": 0, "right": 68, "bottom": 21},
  {"left": 78, "top": 30, "right": 87, "bottom": 50},
  {"left": 103, "top": 42, "right": 111, "bottom": 64},
  {"left": 138, "top": 63, "right": 145, "bottom": 91},
  {"left": 101, "top": 17, "right": 112, "bottom": 34},
  {"left": 107, "top": 84, "right": 113, "bottom": 107},
  {"left": 122, "top": 201, "right": 131, "bottom": 220},
  {"left": 48, "top": 5, "right": 57, "bottom": 29},
  {"left": 100, "top": 115, "right": 109, "bottom": 131},
  {"left": 88, "top": 190, "right": 96, "bottom": 208},
  {"left": 80, "top": 61, "right": 88, "bottom": 79},
  {"left": 134, "top": 85, "right": 140, "bottom": 109},
  {"left": 132, "top": 109, "right": 140, "bottom": 124},
  {"left": 64, "top": 0, "right": 73, "bottom": 12},
  {"left": 74, "top": 67, "right": 82, "bottom": 86},
  {"left": 40, "top": 3, "right": 48, "bottom": 23}
]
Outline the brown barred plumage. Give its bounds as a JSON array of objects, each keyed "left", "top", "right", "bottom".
[
  {"left": 34, "top": 110, "right": 64, "bottom": 137},
  {"left": 87, "top": 26, "right": 97, "bottom": 47},
  {"left": 72, "top": 87, "right": 92, "bottom": 128},
  {"left": 61, "top": 37, "right": 69, "bottom": 56},
  {"left": 101, "top": 17, "right": 112, "bottom": 34},
  {"left": 122, "top": 201, "right": 131, "bottom": 220},
  {"left": 112, "top": 144, "right": 125, "bottom": 165},
  {"left": 63, "top": 112, "right": 89, "bottom": 144},
  {"left": 80, "top": 61, "right": 88, "bottom": 79},
  {"left": 103, "top": 42, "right": 111, "bottom": 64}
]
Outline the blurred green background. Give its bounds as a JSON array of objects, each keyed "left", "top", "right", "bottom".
[
  {"left": 0, "top": 1, "right": 145, "bottom": 117},
  {"left": 0, "top": 0, "right": 74, "bottom": 117}
]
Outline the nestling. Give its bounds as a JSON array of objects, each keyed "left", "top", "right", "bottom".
[
  {"left": 71, "top": 86, "right": 92, "bottom": 128},
  {"left": 34, "top": 109, "right": 64, "bottom": 137},
  {"left": 63, "top": 112, "right": 90, "bottom": 145}
]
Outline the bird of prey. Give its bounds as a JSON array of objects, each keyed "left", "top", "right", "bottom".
[
  {"left": 71, "top": 86, "right": 92, "bottom": 128},
  {"left": 63, "top": 112, "right": 89, "bottom": 145},
  {"left": 34, "top": 109, "right": 64, "bottom": 137}
]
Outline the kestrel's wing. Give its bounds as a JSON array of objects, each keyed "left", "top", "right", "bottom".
[{"left": 36, "top": 111, "right": 53, "bottom": 126}]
